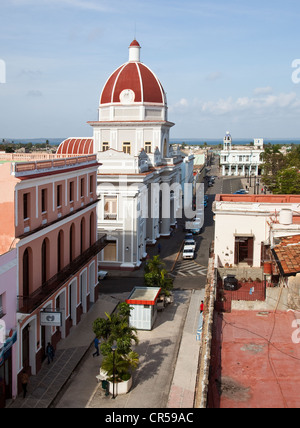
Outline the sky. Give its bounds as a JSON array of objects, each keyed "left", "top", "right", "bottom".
[{"left": 0, "top": 0, "right": 300, "bottom": 140}]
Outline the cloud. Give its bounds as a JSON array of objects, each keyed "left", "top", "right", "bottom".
[
  {"left": 206, "top": 71, "right": 222, "bottom": 82},
  {"left": 170, "top": 91, "right": 300, "bottom": 119},
  {"left": 26, "top": 89, "right": 43, "bottom": 97},
  {"left": 253, "top": 86, "right": 273, "bottom": 95},
  {"left": 10, "top": 0, "right": 113, "bottom": 12}
]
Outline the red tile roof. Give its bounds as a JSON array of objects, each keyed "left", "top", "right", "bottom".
[
  {"left": 215, "top": 194, "right": 300, "bottom": 203},
  {"left": 56, "top": 138, "right": 94, "bottom": 156},
  {"left": 100, "top": 62, "right": 165, "bottom": 105},
  {"left": 272, "top": 235, "right": 300, "bottom": 276}
]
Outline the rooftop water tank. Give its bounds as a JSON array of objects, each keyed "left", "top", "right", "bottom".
[{"left": 279, "top": 209, "right": 293, "bottom": 225}]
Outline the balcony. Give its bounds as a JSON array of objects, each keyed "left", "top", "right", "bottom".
[{"left": 17, "top": 235, "right": 107, "bottom": 314}]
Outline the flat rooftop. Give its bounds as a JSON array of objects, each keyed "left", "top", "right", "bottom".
[
  {"left": 215, "top": 194, "right": 300, "bottom": 203},
  {"left": 208, "top": 310, "right": 300, "bottom": 408},
  {"left": 126, "top": 287, "right": 161, "bottom": 305}
]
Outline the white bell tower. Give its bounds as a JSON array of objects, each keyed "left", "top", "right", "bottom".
[{"left": 223, "top": 131, "right": 232, "bottom": 151}]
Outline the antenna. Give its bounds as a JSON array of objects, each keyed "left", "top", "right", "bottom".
[{"left": 134, "top": 22, "right": 136, "bottom": 40}]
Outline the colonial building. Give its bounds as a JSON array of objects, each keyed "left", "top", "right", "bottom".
[
  {"left": 213, "top": 194, "right": 300, "bottom": 269},
  {"left": 0, "top": 249, "right": 17, "bottom": 408},
  {"left": 57, "top": 40, "right": 194, "bottom": 270},
  {"left": 0, "top": 155, "right": 106, "bottom": 400},
  {"left": 220, "top": 132, "right": 264, "bottom": 177}
]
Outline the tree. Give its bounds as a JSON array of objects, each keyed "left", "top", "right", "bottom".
[
  {"left": 261, "top": 144, "right": 300, "bottom": 194},
  {"left": 92, "top": 302, "right": 139, "bottom": 382},
  {"left": 144, "top": 255, "right": 173, "bottom": 296},
  {"left": 274, "top": 168, "right": 300, "bottom": 194},
  {"left": 261, "top": 144, "right": 285, "bottom": 192}
]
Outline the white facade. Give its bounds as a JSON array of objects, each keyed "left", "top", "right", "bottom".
[
  {"left": 220, "top": 132, "right": 264, "bottom": 177},
  {"left": 91, "top": 40, "right": 193, "bottom": 270},
  {"left": 213, "top": 195, "right": 300, "bottom": 269}
]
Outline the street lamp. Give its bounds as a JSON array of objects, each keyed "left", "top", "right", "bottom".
[{"left": 111, "top": 344, "right": 117, "bottom": 399}]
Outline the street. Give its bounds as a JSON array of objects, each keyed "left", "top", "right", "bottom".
[{"left": 51, "top": 157, "right": 245, "bottom": 408}]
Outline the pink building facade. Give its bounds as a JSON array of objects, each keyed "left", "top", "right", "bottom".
[
  {"left": 0, "top": 248, "right": 18, "bottom": 407},
  {"left": 0, "top": 155, "right": 106, "bottom": 403}
]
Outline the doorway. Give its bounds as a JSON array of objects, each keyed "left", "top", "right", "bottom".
[
  {"left": 0, "top": 351, "right": 12, "bottom": 407},
  {"left": 234, "top": 236, "right": 254, "bottom": 266},
  {"left": 69, "top": 280, "right": 77, "bottom": 327}
]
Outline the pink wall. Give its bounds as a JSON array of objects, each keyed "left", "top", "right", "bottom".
[
  {"left": 0, "top": 163, "right": 19, "bottom": 254},
  {"left": 0, "top": 248, "right": 18, "bottom": 399}
]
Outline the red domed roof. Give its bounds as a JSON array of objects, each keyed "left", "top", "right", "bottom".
[
  {"left": 100, "top": 41, "right": 166, "bottom": 106},
  {"left": 56, "top": 138, "right": 94, "bottom": 156},
  {"left": 130, "top": 39, "right": 140, "bottom": 47}
]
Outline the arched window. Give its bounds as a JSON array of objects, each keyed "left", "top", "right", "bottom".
[
  {"left": 163, "top": 138, "right": 168, "bottom": 157},
  {"left": 90, "top": 211, "right": 95, "bottom": 246},
  {"left": 23, "top": 248, "right": 30, "bottom": 297},
  {"left": 41, "top": 238, "right": 49, "bottom": 284},
  {"left": 70, "top": 223, "right": 75, "bottom": 263},
  {"left": 57, "top": 230, "right": 64, "bottom": 271},
  {"left": 80, "top": 217, "right": 86, "bottom": 254}
]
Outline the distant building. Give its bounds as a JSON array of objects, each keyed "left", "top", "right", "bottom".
[
  {"left": 220, "top": 132, "right": 264, "bottom": 177},
  {"left": 0, "top": 155, "right": 106, "bottom": 399}
]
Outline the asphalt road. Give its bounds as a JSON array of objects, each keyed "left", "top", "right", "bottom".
[
  {"left": 51, "top": 158, "right": 246, "bottom": 408},
  {"left": 98, "top": 158, "right": 244, "bottom": 293}
]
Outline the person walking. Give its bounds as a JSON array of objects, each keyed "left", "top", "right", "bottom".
[
  {"left": 46, "top": 342, "right": 55, "bottom": 364},
  {"left": 200, "top": 300, "right": 204, "bottom": 314},
  {"left": 157, "top": 243, "right": 161, "bottom": 254},
  {"left": 21, "top": 370, "right": 29, "bottom": 399},
  {"left": 92, "top": 337, "right": 100, "bottom": 357}
]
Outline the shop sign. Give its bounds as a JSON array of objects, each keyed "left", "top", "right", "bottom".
[{"left": 40, "top": 310, "right": 62, "bottom": 327}]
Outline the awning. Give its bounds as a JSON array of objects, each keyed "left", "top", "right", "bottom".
[{"left": 0, "top": 330, "right": 17, "bottom": 365}]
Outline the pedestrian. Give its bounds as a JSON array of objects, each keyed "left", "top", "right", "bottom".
[
  {"left": 21, "top": 370, "right": 29, "bottom": 399},
  {"left": 46, "top": 342, "right": 55, "bottom": 364},
  {"left": 93, "top": 337, "right": 100, "bottom": 357},
  {"left": 200, "top": 300, "right": 204, "bottom": 314},
  {"left": 157, "top": 243, "right": 161, "bottom": 254}
]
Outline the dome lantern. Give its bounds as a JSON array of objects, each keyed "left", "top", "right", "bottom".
[{"left": 128, "top": 39, "right": 141, "bottom": 62}]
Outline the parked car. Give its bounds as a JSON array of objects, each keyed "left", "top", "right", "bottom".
[
  {"left": 208, "top": 181, "right": 214, "bottom": 187},
  {"left": 190, "top": 218, "right": 202, "bottom": 234},
  {"left": 182, "top": 246, "right": 195, "bottom": 260},
  {"left": 185, "top": 233, "right": 193, "bottom": 240},
  {"left": 233, "top": 189, "right": 248, "bottom": 194},
  {"left": 184, "top": 239, "right": 196, "bottom": 251}
]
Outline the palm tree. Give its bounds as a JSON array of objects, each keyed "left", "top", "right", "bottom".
[
  {"left": 93, "top": 302, "right": 139, "bottom": 382},
  {"left": 144, "top": 255, "right": 173, "bottom": 295}
]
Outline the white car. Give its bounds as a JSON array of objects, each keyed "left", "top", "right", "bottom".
[
  {"left": 182, "top": 245, "right": 195, "bottom": 260},
  {"left": 184, "top": 239, "right": 196, "bottom": 251}
]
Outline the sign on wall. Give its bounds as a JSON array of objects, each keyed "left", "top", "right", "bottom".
[
  {"left": 0, "top": 319, "right": 5, "bottom": 344},
  {"left": 40, "top": 310, "right": 62, "bottom": 327}
]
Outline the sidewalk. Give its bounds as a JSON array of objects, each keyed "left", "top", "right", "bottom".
[
  {"left": 8, "top": 295, "right": 120, "bottom": 408},
  {"left": 8, "top": 222, "right": 205, "bottom": 408},
  {"left": 9, "top": 289, "right": 204, "bottom": 409}
]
